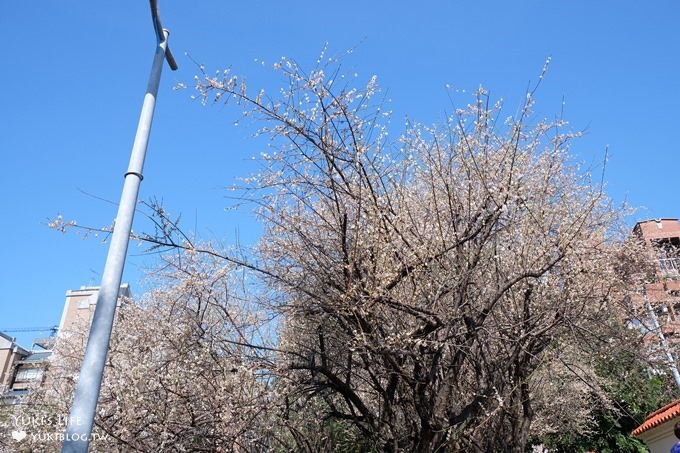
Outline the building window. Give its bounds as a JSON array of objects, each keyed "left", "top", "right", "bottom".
[
  {"left": 14, "top": 367, "right": 43, "bottom": 382},
  {"left": 659, "top": 258, "right": 680, "bottom": 280},
  {"left": 653, "top": 237, "right": 680, "bottom": 280}
]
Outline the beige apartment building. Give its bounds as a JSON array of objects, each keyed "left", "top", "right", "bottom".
[
  {"left": 58, "top": 284, "right": 130, "bottom": 335},
  {"left": 0, "top": 333, "right": 50, "bottom": 403},
  {"left": 0, "top": 284, "right": 130, "bottom": 401},
  {"left": 0, "top": 332, "right": 29, "bottom": 393}
]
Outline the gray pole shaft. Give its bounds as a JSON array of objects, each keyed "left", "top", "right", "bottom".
[
  {"left": 61, "top": 31, "right": 169, "bottom": 453},
  {"left": 644, "top": 290, "right": 680, "bottom": 392}
]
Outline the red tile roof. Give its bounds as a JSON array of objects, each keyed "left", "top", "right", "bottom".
[{"left": 633, "top": 399, "right": 680, "bottom": 436}]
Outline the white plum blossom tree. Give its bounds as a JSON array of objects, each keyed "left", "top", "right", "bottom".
[
  {"left": 9, "top": 251, "right": 276, "bottom": 452},
  {"left": 24, "top": 53, "right": 661, "bottom": 452},
  {"left": 187, "top": 56, "right": 649, "bottom": 452}
]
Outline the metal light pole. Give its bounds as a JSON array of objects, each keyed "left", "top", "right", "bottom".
[{"left": 61, "top": 2, "right": 176, "bottom": 451}]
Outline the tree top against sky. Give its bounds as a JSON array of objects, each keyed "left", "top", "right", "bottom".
[{"left": 1, "top": 1, "right": 678, "bottom": 345}]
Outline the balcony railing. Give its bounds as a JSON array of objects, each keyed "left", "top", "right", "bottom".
[{"left": 659, "top": 258, "right": 680, "bottom": 280}]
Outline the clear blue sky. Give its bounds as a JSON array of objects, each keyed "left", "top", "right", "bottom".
[{"left": 1, "top": 1, "right": 679, "bottom": 347}]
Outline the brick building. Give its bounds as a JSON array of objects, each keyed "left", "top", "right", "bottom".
[
  {"left": 631, "top": 219, "right": 680, "bottom": 372},
  {"left": 633, "top": 219, "right": 680, "bottom": 329}
]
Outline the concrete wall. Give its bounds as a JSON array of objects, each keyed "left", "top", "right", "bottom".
[{"left": 638, "top": 419, "right": 679, "bottom": 453}]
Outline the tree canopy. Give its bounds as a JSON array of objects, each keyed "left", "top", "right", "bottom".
[{"left": 7, "top": 55, "right": 670, "bottom": 452}]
